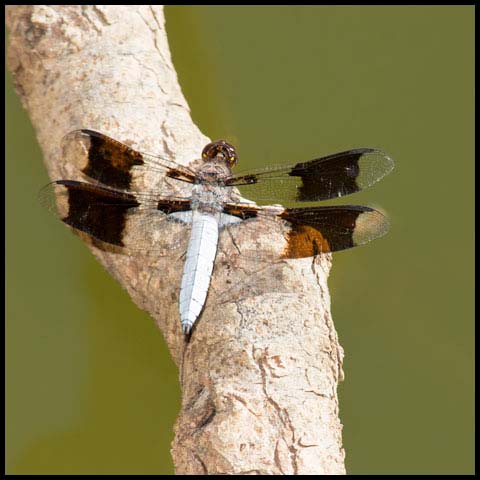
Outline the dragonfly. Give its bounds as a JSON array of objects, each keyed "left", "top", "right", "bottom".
[{"left": 40, "top": 129, "right": 394, "bottom": 334}]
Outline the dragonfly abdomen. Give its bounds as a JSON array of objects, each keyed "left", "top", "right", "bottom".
[{"left": 179, "top": 210, "right": 219, "bottom": 334}]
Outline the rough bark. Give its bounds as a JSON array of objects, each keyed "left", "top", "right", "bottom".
[{"left": 6, "top": 5, "right": 346, "bottom": 475}]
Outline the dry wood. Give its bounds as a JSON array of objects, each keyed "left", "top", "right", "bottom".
[{"left": 6, "top": 5, "right": 346, "bottom": 474}]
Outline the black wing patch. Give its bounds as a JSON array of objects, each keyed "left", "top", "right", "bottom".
[
  {"left": 58, "top": 180, "right": 139, "bottom": 246},
  {"left": 279, "top": 205, "right": 389, "bottom": 257}
]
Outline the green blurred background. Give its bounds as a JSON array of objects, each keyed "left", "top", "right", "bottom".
[{"left": 6, "top": 6, "right": 474, "bottom": 475}]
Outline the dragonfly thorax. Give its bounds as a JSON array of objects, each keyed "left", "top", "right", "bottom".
[
  {"left": 196, "top": 161, "right": 232, "bottom": 184},
  {"left": 190, "top": 182, "right": 229, "bottom": 215}
]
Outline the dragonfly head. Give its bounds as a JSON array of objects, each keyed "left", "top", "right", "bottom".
[{"left": 202, "top": 140, "right": 238, "bottom": 167}]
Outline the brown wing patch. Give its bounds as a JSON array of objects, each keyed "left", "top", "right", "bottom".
[
  {"left": 157, "top": 198, "right": 191, "bottom": 214},
  {"left": 283, "top": 224, "right": 332, "bottom": 257},
  {"left": 222, "top": 203, "right": 262, "bottom": 220}
]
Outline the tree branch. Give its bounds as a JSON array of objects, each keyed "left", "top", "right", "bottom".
[{"left": 6, "top": 5, "right": 346, "bottom": 474}]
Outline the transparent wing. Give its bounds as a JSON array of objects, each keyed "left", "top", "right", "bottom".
[
  {"left": 219, "top": 201, "right": 390, "bottom": 259},
  {"left": 226, "top": 148, "right": 394, "bottom": 204},
  {"left": 211, "top": 202, "right": 389, "bottom": 308},
  {"left": 39, "top": 180, "right": 191, "bottom": 256},
  {"left": 62, "top": 129, "right": 198, "bottom": 190}
]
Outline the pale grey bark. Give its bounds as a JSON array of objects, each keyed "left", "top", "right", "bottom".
[{"left": 6, "top": 5, "right": 346, "bottom": 474}]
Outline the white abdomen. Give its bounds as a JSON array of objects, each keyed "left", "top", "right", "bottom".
[{"left": 179, "top": 210, "right": 219, "bottom": 333}]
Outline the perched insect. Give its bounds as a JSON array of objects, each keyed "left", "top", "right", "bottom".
[{"left": 41, "top": 130, "right": 394, "bottom": 334}]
